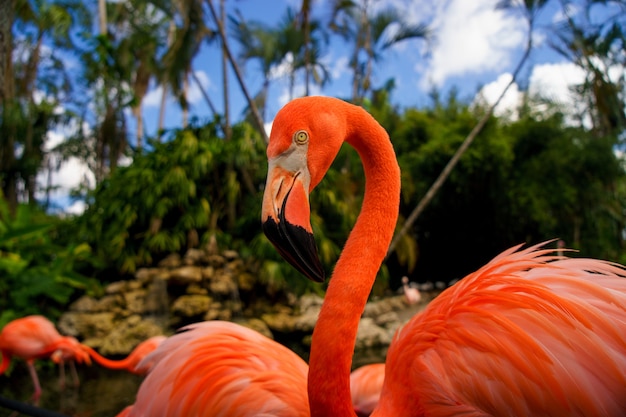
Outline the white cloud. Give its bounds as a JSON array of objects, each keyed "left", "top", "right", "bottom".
[
  {"left": 187, "top": 70, "right": 212, "bottom": 104},
  {"left": 143, "top": 70, "right": 212, "bottom": 109},
  {"left": 475, "top": 62, "right": 588, "bottom": 125},
  {"left": 143, "top": 85, "right": 165, "bottom": 108},
  {"left": 421, "top": 0, "right": 526, "bottom": 88},
  {"left": 36, "top": 129, "right": 95, "bottom": 214},
  {"left": 527, "top": 62, "right": 586, "bottom": 104},
  {"left": 475, "top": 73, "right": 521, "bottom": 119}
]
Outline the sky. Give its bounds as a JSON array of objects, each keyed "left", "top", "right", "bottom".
[{"left": 43, "top": 0, "right": 622, "bottom": 214}]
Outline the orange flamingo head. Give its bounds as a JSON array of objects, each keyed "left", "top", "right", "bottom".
[{"left": 262, "top": 97, "right": 353, "bottom": 283}]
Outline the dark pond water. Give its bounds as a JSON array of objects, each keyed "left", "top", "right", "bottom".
[{"left": 0, "top": 347, "right": 387, "bottom": 417}]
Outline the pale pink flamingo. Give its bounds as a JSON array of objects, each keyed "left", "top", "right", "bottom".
[{"left": 401, "top": 276, "right": 421, "bottom": 305}]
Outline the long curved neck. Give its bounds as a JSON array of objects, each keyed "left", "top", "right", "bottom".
[
  {"left": 82, "top": 345, "right": 134, "bottom": 370},
  {"left": 308, "top": 105, "right": 400, "bottom": 417}
]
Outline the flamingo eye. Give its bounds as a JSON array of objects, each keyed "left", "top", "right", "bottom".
[{"left": 294, "top": 130, "right": 309, "bottom": 145}]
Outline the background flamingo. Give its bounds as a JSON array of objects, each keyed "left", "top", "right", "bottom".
[
  {"left": 116, "top": 321, "right": 309, "bottom": 417},
  {"left": 350, "top": 363, "right": 385, "bottom": 417},
  {"left": 0, "top": 315, "right": 91, "bottom": 403},
  {"left": 401, "top": 276, "right": 421, "bottom": 305},
  {"left": 81, "top": 335, "right": 166, "bottom": 375},
  {"left": 261, "top": 96, "right": 626, "bottom": 416}
]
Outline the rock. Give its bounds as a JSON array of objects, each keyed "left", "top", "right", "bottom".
[
  {"left": 261, "top": 312, "right": 296, "bottom": 333},
  {"left": 135, "top": 268, "right": 169, "bottom": 286},
  {"left": 362, "top": 296, "right": 405, "bottom": 318},
  {"left": 159, "top": 253, "right": 182, "bottom": 268},
  {"left": 144, "top": 279, "right": 169, "bottom": 314},
  {"left": 237, "top": 318, "right": 273, "bottom": 339},
  {"left": 355, "top": 317, "right": 392, "bottom": 349},
  {"left": 68, "top": 295, "right": 122, "bottom": 313},
  {"left": 222, "top": 250, "right": 239, "bottom": 260},
  {"left": 298, "top": 294, "right": 324, "bottom": 313},
  {"left": 57, "top": 312, "right": 117, "bottom": 339},
  {"left": 171, "top": 294, "right": 212, "bottom": 317},
  {"left": 85, "top": 316, "right": 165, "bottom": 355},
  {"left": 203, "top": 302, "right": 220, "bottom": 321},
  {"left": 293, "top": 305, "right": 321, "bottom": 332},
  {"left": 105, "top": 281, "right": 129, "bottom": 295},
  {"left": 374, "top": 311, "right": 400, "bottom": 328},
  {"left": 201, "top": 266, "right": 215, "bottom": 280},
  {"left": 124, "top": 290, "right": 147, "bottom": 314},
  {"left": 186, "top": 283, "right": 208, "bottom": 295},
  {"left": 207, "top": 254, "right": 226, "bottom": 267},
  {"left": 237, "top": 272, "right": 256, "bottom": 291},
  {"left": 169, "top": 266, "right": 203, "bottom": 285},
  {"left": 208, "top": 272, "right": 237, "bottom": 296},
  {"left": 184, "top": 249, "right": 206, "bottom": 265}
]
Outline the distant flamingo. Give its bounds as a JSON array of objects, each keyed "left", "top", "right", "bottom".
[
  {"left": 81, "top": 335, "right": 166, "bottom": 375},
  {"left": 261, "top": 96, "right": 626, "bottom": 416},
  {"left": 350, "top": 363, "right": 385, "bottom": 417},
  {"left": 50, "top": 336, "right": 83, "bottom": 389},
  {"left": 401, "top": 276, "right": 421, "bottom": 305},
  {"left": 0, "top": 315, "right": 91, "bottom": 403},
  {"left": 116, "top": 321, "right": 309, "bottom": 416}
]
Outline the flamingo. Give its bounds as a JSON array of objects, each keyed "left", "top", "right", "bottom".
[
  {"left": 261, "top": 96, "right": 626, "bottom": 416},
  {"left": 116, "top": 321, "right": 309, "bottom": 416},
  {"left": 0, "top": 315, "right": 91, "bottom": 403},
  {"left": 401, "top": 276, "right": 421, "bottom": 305},
  {"left": 350, "top": 363, "right": 385, "bottom": 417},
  {"left": 81, "top": 335, "right": 166, "bottom": 375}
]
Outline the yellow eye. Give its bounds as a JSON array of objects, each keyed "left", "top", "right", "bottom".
[{"left": 294, "top": 130, "right": 309, "bottom": 145}]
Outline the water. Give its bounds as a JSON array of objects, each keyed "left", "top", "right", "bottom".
[{"left": 0, "top": 347, "right": 387, "bottom": 417}]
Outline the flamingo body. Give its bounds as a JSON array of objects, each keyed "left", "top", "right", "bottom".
[
  {"left": 119, "top": 321, "right": 309, "bottom": 417},
  {"left": 0, "top": 315, "right": 90, "bottom": 401},
  {"left": 350, "top": 363, "right": 385, "bottom": 417},
  {"left": 261, "top": 96, "right": 626, "bottom": 417},
  {"left": 378, "top": 246, "right": 626, "bottom": 416}
]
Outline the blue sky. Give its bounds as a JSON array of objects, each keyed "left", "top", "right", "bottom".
[
  {"left": 44, "top": 0, "right": 623, "bottom": 213},
  {"left": 138, "top": 0, "right": 593, "bottom": 134}
]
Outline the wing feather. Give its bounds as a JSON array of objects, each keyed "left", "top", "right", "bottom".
[{"left": 379, "top": 242, "right": 626, "bottom": 417}]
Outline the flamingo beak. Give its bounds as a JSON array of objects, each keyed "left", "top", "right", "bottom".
[{"left": 262, "top": 163, "right": 325, "bottom": 283}]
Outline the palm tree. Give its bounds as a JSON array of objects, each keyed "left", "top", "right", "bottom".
[
  {"left": 108, "top": 0, "right": 168, "bottom": 149},
  {"left": 549, "top": 0, "right": 626, "bottom": 137},
  {"left": 229, "top": 9, "right": 281, "bottom": 122},
  {"left": 159, "top": 0, "right": 214, "bottom": 131},
  {"left": 0, "top": 0, "right": 17, "bottom": 211},
  {"left": 329, "top": 0, "right": 429, "bottom": 103},
  {"left": 278, "top": 6, "right": 330, "bottom": 100}
]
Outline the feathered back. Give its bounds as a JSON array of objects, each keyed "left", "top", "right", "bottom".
[
  {"left": 381, "top": 242, "right": 626, "bottom": 416},
  {"left": 126, "top": 321, "right": 310, "bottom": 417}
]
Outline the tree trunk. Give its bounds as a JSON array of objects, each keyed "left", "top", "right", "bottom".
[
  {"left": 182, "top": 71, "right": 189, "bottom": 128},
  {"left": 98, "top": 0, "right": 107, "bottom": 35},
  {"left": 158, "top": 21, "right": 176, "bottom": 138},
  {"left": 0, "top": 0, "right": 17, "bottom": 212},
  {"left": 220, "top": 0, "right": 231, "bottom": 141},
  {"left": 387, "top": 16, "right": 535, "bottom": 257},
  {"left": 206, "top": 0, "right": 268, "bottom": 143}
]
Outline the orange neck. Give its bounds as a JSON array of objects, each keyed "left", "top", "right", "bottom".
[
  {"left": 82, "top": 345, "right": 134, "bottom": 371},
  {"left": 308, "top": 105, "right": 400, "bottom": 417}
]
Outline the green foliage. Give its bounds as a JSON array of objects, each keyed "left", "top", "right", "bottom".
[
  {"left": 0, "top": 196, "right": 100, "bottom": 328},
  {"left": 384, "top": 93, "right": 625, "bottom": 285}
]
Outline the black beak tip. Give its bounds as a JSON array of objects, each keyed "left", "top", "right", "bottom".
[{"left": 262, "top": 217, "right": 325, "bottom": 283}]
